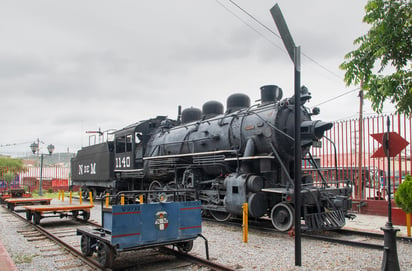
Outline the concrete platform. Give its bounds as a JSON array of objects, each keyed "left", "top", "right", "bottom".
[
  {"left": 345, "top": 213, "right": 410, "bottom": 237},
  {"left": 0, "top": 239, "right": 18, "bottom": 271}
]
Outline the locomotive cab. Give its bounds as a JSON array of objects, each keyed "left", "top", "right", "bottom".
[
  {"left": 114, "top": 128, "right": 137, "bottom": 171},
  {"left": 113, "top": 117, "right": 168, "bottom": 182}
]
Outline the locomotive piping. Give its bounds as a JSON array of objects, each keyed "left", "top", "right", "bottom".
[
  {"left": 143, "top": 150, "right": 238, "bottom": 160},
  {"left": 249, "top": 110, "right": 294, "bottom": 142},
  {"left": 323, "top": 135, "right": 338, "bottom": 188},
  {"left": 238, "top": 104, "right": 258, "bottom": 153},
  {"left": 306, "top": 152, "right": 329, "bottom": 187},
  {"left": 241, "top": 137, "right": 256, "bottom": 173},
  {"left": 270, "top": 142, "right": 294, "bottom": 188}
]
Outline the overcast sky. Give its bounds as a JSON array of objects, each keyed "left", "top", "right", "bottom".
[{"left": 1, "top": 0, "right": 393, "bottom": 157}]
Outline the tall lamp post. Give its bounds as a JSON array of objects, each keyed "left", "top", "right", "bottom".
[{"left": 30, "top": 139, "right": 54, "bottom": 196}]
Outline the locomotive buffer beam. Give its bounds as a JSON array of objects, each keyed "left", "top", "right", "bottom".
[{"left": 262, "top": 187, "right": 349, "bottom": 230}]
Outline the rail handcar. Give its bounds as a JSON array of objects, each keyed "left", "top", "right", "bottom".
[
  {"left": 77, "top": 190, "right": 204, "bottom": 268},
  {"left": 72, "top": 85, "right": 353, "bottom": 232}
]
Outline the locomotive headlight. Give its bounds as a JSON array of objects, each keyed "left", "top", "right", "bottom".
[
  {"left": 301, "top": 120, "right": 333, "bottom": 140},
  {"left": 301, "top": 120, "right": 333, "bottom": 147},
  {"left": 313, "top": 121, "right": 333, "bottom": 139}
]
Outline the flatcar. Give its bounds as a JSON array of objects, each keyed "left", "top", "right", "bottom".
[{"left": 71, "top": 85, "right": 352, "bottom": 231}]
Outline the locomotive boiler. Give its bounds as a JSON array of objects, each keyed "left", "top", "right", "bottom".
[{"left": 71, "top": 85, "right": 352, "bottom": 231}]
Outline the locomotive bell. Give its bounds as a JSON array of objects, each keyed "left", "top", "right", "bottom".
[{"left": 260, "top": 85, "right": 283, "bottom": 104}]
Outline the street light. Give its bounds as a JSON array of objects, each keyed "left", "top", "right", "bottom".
[{"left": 30, "top": 139, "right": 54, "bottom": 196}]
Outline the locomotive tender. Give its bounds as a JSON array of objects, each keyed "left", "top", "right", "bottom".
[{"left": 71, "top": 85, "right": 352, "bottom": 231}]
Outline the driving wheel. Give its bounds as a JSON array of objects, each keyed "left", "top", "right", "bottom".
[
  {"left": 209, "top": 210, "right": 232, "bottom": 222},
  {"left": 270, "top": 202, "right": 294, "bottom": 232}
]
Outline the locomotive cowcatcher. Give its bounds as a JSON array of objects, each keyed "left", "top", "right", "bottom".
[{"left": 71, "top": 85, "right": 353, "bottom": 232}]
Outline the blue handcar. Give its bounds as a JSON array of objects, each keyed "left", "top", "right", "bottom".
[{"left": 77, "top": 190, "right": 207, "bottom": 268}]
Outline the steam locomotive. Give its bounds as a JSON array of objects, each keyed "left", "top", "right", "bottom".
[{"left": 71, "top": 85, "right": 352, "bottom": 231}]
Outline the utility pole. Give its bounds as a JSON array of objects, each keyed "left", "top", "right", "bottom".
[{"left": 270, "top": 4, "right": 302, "bottom": 266}]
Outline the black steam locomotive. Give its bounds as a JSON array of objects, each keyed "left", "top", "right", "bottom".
[{"left": 71, "top": 85, "right": 352, "bottom": 231}]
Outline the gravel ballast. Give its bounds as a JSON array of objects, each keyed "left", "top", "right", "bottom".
[{"left": 1, "top": 200, "right": 411, "bottom": 270}]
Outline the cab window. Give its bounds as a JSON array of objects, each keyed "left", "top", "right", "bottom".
[
  {"left": 126, "top": 134, "right": 133, "bottom": 152},
  {"left": 116, "top": 136, "right": 126, "bottom": 153}
]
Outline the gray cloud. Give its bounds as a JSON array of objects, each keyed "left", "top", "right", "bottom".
[{"left": 1, "top": 0, "right": 380, "bottom": 156}]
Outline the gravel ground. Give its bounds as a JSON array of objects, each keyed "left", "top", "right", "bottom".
[
  {"left": 0, "top": 206, "right": 91, "bottom": 271},
  {"left": 1, "top": 200, "right": 411, "bottom": 271},
  {"left": 190, "top": 221, "right": 412, "bottom": 271}
]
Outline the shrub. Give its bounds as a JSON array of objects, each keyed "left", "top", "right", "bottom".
[{"left": 395, "top": 175, "right": 412, "bottom": 213}]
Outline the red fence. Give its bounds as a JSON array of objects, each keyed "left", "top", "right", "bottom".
[
  {"left": 309, "top": 114, "right": 411, "bottom": 217},
  {"left": 0, "top": 166, "right": 70, "bottom": 193}
]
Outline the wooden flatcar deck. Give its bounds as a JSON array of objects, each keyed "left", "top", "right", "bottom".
[
  {"left": 0, "top": 188, "right": 31, "bottom": 203},
  {"left": 24, "top": 204, "right": 94, "bottom": 225},
  {"left": 5, "top": 197, "right": 52, "bottom": 211}
]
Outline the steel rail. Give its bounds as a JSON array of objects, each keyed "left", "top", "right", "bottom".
[
  {"left": 159, "top": 247, "right": 235, "bottom": 271},
  {"left": 7, "top": 207, "right": 103, "bottom": 270},
  {"left": 301, "top": 232, "right": 384, "bottom": 250},
  {"left": 202, "top": 217, "right": 397, "bottom": 250},
  {"left": 7, "top": 207, "right": 233, "bottom": 270},
  {"left": 87, "top": 218, "right": 235, "bottom": 270},
  {"left": 336, "top": 228, "right": 412, "bottom": 243},
  {"left": 35, "top": 224, "right": 103, "bottom": 270}
]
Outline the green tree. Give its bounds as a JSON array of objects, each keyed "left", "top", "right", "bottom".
[
  {"left": 340, "top": 0, "right": 411, "bottom": 115},
  {"left": 0, "top": 157, "right": 25, "bottom": 188},
  {"left": 395, "top": 175, "right": 412, "bottom": 213}
]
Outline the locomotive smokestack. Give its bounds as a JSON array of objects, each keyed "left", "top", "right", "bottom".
[{"left": 260, "top": 85, "right": 283, "bottom": 104}]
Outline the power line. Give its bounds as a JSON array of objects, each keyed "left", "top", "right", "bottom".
[
  {"left": 0, "top": 141, "right": 32, "bottom": 148},
  {"left": 215, "top": 0, "right": 287, "bottom": 55},
  {"left": 313, "top": 87, "right": 360, "bottom": 107},
  {"left": 222, "top": 0, "right": 343, "bottom": 79},
  {"left": 225, "top": 0, "right": 281, "bottom": 39}
]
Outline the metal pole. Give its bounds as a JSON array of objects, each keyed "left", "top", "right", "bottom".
[
  {"left": 358, "top": 89, "right": 364, "bottom": 201},
  {"left": 242, "top": 203, "right": 249, "bottom": 243},
  {"left": 380, "top": 116, "right": 400, "bottom": 271},
  {"left": 294, "top": 46, "right": 302, "bottom": 267},
  {"left": 270, "top": 5, "right": 302, "bottom": 266},
  {"left": 386, "top": 118, "right": 392, "bottom": 224},
  {"left": 39, "top": 154, "right": 43, "bottom": 196}
]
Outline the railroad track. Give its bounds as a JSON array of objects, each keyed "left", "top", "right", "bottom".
[
  {"left": 4, "top": 206, "right": 235, "bottom": 271},
  {"left": 5, "top": 207, "right": 102, "bottom": 270},
  {"left": 203, "top": 216, "right": 411, "bottom": 250}
]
